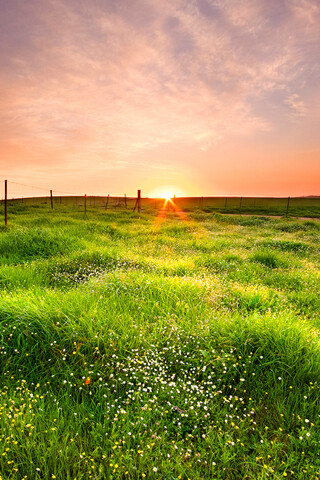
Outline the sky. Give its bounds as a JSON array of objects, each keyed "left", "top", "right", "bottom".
[{"left": 1, "top": 0, "right": 320, "bottom": 198}]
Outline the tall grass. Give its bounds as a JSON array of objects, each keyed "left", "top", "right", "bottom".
[{"left": 0, "top": 205, "right": 319, "bottom": 479}]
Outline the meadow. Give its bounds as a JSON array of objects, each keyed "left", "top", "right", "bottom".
[{"left": 0, "top": 203, "right": 320, "bottom": 479}]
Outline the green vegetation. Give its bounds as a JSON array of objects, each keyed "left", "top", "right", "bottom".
[{"left": 0, "top": 204, "right": 320, "bottom": 479}]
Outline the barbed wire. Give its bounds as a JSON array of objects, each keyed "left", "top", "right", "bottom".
[
  {"left": 8, "top": 180, "right": 82, "bottom": 196},
  {"left": 8, "top": 180, "right": 51, "bottom": 192},
  {"left": 6, "top": 180, "right": 138, "bottom": 197}
]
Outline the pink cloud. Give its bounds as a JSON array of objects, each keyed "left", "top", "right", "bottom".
[{"left": 0, "top": 0, "right": 319, "bottom": 195}]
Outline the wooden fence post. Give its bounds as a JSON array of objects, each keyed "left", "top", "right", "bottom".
[
  {"left": 4, "top": 180, "right": 7, "bottom": 226},
  {"left": 286, "top": 196, "right": 290, "bottom": 215},
  {"left": 84, "top": 194, "right": 87, "bottom": 215},
  {"left": 225, "top": 197, "right": 227, "bottom": 209},
  {"left": 50, "top": 190, "right": 53, "bottom": 209},
  {"left": 239, "top": 197, "right": 242, "bottom": 214},
  {"left": 124, "top": 194, "right": 127, "bottom": 208},
  {"left": 105, "top": 194, "right": 109, "bottom": 210},
  {"left": 133, "top": 190, "right": 141, "bottom": 212}
]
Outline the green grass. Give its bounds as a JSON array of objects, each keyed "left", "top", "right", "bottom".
[{"left": 0, "top": 204, "right": 320, "bottom": 479}]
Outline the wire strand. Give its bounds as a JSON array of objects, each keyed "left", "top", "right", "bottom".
[
  {"left": 8, "top": 181, "right": 80, "bottom": 195},
  {"left": 6, "top": 180, "right": 140, "bottom": 197}
]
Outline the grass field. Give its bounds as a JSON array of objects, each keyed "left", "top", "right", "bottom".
[
  {"left": 6, "top": 194, "right": 320, "bottom": 219},
  {"left": 0, "top": 204, "right": 320, "bottom": 479}
]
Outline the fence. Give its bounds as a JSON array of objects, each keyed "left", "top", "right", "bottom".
[
  {"left": 5, "top": 194, "right": 320, "bottom": 208},
  {"left": 1, "top": 179, "right": 320, "bottom": 225},
  {"left": 173, "top": 196, "right": 320, "bottom": 212}
]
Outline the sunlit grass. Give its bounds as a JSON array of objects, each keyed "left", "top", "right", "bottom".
[{"left": 0, "top": 204, "right": 319, "bottom": 479}]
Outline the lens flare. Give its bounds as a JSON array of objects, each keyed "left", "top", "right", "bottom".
[{"left": 161, "top": 191, "right": 174, "bottom": 200}]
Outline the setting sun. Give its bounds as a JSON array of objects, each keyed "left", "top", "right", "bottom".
[
  {"left": 150, "top": 185, "right": 186, "bottom": 199},
  {"left": 161, "top": 191, "right": 174, "bottom": 200}
]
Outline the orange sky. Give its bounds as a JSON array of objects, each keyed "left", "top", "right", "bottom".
[{"left": 1, "top": 0, "right": 320, "bottom": 198}]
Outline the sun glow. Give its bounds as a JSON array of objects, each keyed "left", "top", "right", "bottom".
[
  {"left": 161, "top": 191, "right": 175, "bottom": 200},
  {"left": 150, "top": 185, "right": 186, "bottom": 199}
]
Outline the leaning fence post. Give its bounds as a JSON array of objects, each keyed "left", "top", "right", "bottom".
[{"left": 133, "top": 190, "right": 141, "bottom": 212}]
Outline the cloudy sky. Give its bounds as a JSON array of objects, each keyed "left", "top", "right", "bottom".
[{"left": 1, "top": 0, "right": 320, "bottom": 197}]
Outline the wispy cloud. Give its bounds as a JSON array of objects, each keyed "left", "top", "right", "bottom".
[
  {"left": 285, "top": 93, "right": 307, "bottom": 118},
  {"left": 0, "top": 0, "right": 319, "bottom": 194}
]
